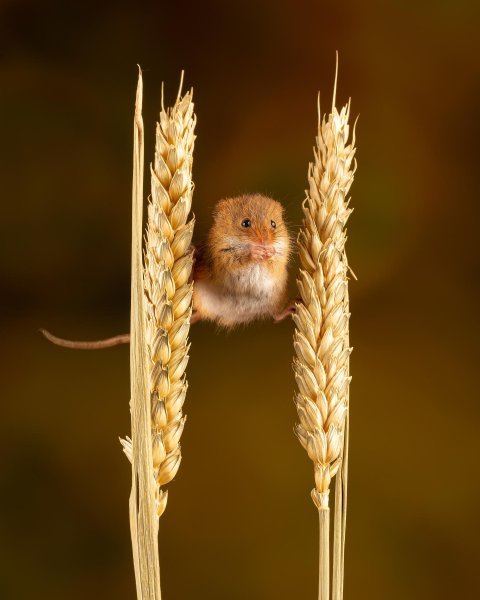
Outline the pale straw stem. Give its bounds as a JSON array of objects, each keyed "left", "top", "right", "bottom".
[{"left": 128, "top": 69, "right": 162, "bottom": 600}]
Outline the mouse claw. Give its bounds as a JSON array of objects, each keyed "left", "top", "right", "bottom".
[{"left": 273, "top": 301, "right": 298, "bottom": 322}]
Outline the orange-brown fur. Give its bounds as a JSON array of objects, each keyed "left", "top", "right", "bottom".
[{"left": 192, "top": 194, "right": 291, "bottom": 327}]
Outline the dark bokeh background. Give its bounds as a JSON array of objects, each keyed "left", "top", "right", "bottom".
[{"left": 1, "top": 1, "right": 479, "bottom": 598}]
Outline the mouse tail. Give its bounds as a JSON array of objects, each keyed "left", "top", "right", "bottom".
[{"left": 39, "top": 328, "right": 130, "bottom": 349}]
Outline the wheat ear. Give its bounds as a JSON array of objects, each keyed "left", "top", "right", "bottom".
[
  {"left": 293, "top": 70, "right": 356, "bottom": 600},
  {"left": 143, "top": 73, "right": 196, "bottom": 518}
]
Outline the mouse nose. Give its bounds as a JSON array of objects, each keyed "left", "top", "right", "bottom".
[{"left": 254, "top": 229, "right": 273, "bottom": 246}]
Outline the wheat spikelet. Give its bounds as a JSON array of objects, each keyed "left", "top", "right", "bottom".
[
  {"left": 142, "top": 76, "right": 196, "bottom": 518},
  {"left": 293, "top": 73, "right": 356, "bottom": 599}
]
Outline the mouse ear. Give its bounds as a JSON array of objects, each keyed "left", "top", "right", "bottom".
[
  {"left": 272, "top": 198, "right": 285, "bottom": 215},
  {"left": 212, "top": 197, "right": 234, "bottom": 219},
  {"left": 212, "top": 198, "right": 225, "bottom": 215}
]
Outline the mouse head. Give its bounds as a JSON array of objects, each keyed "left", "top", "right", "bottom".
[{"left": 209, "top": 194, "right": 290, "bottom": 263}]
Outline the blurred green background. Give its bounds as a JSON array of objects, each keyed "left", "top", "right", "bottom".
[{"left": 1, "top": 0, "right": 479, "bottom": 598}]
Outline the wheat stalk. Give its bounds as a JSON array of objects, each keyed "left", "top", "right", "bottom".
[
  {"left": 124, "top": 68, "right": 162, "bottom": 599},
  {"left": 293, "top": 66, "right": 356, "bottom": 600}
]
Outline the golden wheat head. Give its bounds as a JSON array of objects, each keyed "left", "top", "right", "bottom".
[
  {"left": 293, "top": 95, "right": 356, "bottom": 512},
  {"left": 122, "top": 79, "right": 196, "bottom": 521},
  {"left": 145, "top": 83, "right": 196, "bottom": 517}
]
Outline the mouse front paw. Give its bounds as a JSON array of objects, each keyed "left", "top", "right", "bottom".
[{"left": 273, "top": 299, "right": 299, "bottom": 322}]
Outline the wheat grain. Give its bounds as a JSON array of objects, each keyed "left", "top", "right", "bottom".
[{"left": 293, "top": 70, "right": 356, "bottom": 600}]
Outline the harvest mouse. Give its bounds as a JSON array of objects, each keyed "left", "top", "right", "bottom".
[
  {"left": 41, "top": 194, "right": 294, "bottom": 348},
  {"left": 191, "top": 193, "right": 291, "bottom": 326}
]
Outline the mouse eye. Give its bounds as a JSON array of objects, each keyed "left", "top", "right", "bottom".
[
  {"left": 241, "top": 218, "right": 251, "bottom": 228},
  {"left": 271, "top": 220, "right": 277, "bottom": 229}
]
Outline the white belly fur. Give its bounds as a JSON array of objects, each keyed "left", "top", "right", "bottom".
[{"left": 194, "top": 263, "right": 280, "bottom": 325}]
